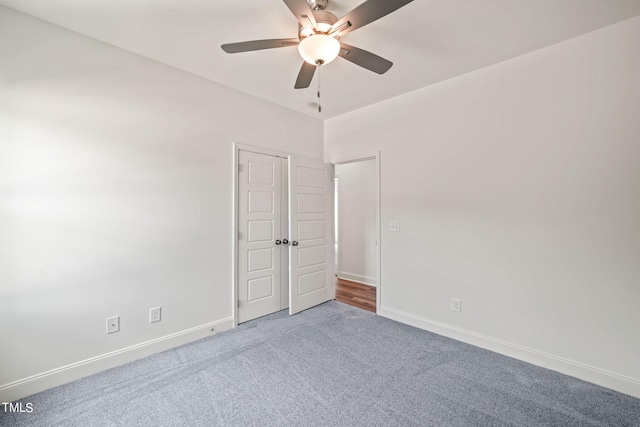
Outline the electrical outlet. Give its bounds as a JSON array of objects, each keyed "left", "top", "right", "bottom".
[
  {"left": 106, "top": 316, "right": 120, "bottom": 334},
  {"left": 451, "top": 298, "right": 462, "bottom": 313},
  {"left": 389, "top": 220, "right": 400, "bottom": 232},
  {"left": 149, "top": 307, "right": 161, "bottom": 323}
]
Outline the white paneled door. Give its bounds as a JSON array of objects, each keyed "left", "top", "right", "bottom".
[
  {"left": 237, "top": 150, "right": 333, "bottom": 323},
  {"left": 288, "top": 156, "right": 334, "bottom": 315},
  {"left": 238, "top": 151, "right": 288, "bottom": 323}
]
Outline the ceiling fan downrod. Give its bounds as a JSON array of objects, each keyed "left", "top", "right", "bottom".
[{"left": 308, "top": 0, "right": 329, "bottom": 11}]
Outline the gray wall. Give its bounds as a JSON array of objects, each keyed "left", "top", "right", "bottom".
[
  {"left": 325, "top": 16, "right": 640, "bottom": 397},
  {"left": 0, "top": 6, "right": 323, "bottom": 400}
]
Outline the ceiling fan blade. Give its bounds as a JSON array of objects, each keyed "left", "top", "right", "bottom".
[
  {"left": 330, "top": 0, "right": 414, "bottom": 36},
  {"left": 294, "top": 61, "right": 316, "bottom": 89},
  {"left": 283, "top": 0, "right": 318, "bottom": 29},
  {"left": 338, "top": 42, "right": 392, "bottom": 74},
  {"left": 221, "top": 38, "right": 299, "bottom": 53}
]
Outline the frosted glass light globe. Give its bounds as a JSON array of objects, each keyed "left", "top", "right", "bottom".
[{"left": 298, "top": 34, "right": 340, "bottom": 65}]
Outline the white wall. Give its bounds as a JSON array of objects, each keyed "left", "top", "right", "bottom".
[
  {"left": 0, "top": 6, "right": 323, "bottom": 401},
  {"left": 325, "top": 16, "right": 640, "bottom": 397},
  {"left": 336, "top": 160, "right": 377, "bottom": 286}
]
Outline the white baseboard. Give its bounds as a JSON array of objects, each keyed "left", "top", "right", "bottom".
[
  {"left": 0, "top": 317, "right": 234, "bottom": 403},
  {"left": 378, "top": 306, "right": 640, "bottom": 399},
  {"left": 337, "top": 271, "right": 377, "bottom": 287}
]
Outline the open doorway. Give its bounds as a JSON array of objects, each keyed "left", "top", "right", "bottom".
[{"left": 332, "top": 153, "right": 380, "bottom": 313}]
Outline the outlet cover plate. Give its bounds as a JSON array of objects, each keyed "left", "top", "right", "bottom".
[
  {"left": 149, "top": 307, "right": 161, "bottom": 323},
  {"left": 106, "top": 316, "right": 120, "bottom": 334}
]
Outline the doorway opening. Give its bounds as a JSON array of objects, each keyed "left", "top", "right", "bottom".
[{"left": 332, "top": 153, "right": 381, "bottom": 313}]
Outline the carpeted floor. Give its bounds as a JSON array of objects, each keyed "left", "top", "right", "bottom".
[{"left": 2, "top": 301, "right": 639, "bottom": 426}]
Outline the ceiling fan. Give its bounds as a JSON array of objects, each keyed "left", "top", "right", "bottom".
[{"left": 221, "top": 0, "right": 414, "bottom": 89}]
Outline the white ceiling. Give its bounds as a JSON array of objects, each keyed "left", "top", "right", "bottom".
[{"left": 3, "top": 0, "right": 640, "bottom": 119}]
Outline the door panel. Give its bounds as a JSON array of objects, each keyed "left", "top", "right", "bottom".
[
  {"left": 247, "top": 248, "right": 274, "bottom": 272},
  {"left": 297, "top": 194, "right": 326, "bottom": 213},
  {"left": 298, "top": 220, "right": 327, "bottom": 240},
  {"left": 298, "top": 245, "right": 327, "bottom": 267},
  {"left": 289, "top": 156, "right": 334, "bottom": 315},
  {"left": 248, "top": 191, "right": 274, "bottom": 212},
  {"left": 247, "top": 220, "right": 273, "bottom": 242},
  {"left": 248, "top": 161, "right": 276, "bottom": 184},
  {"left": 238, "top": 151, "right": 282, "bottom": 323},
  {"left": 247, "top": 276, "right": 273, "bottom": 301},
  {"left": 297, "top": 167, "right": 326, "bottom": 188}
]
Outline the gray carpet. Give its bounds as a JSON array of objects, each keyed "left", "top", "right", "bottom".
[{"left": 1, "top": 301, "right": 639, "bottom": 426}]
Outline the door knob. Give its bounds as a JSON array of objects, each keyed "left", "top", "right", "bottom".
[
  {"left": 282, "top": 239, "right": 289, "bottom": 245},
  {"left": 292, "top": 241, "right": 299, "bottom": 246},
  {"left": 275, "top": 240, "right": 282, "bottom": 245}
]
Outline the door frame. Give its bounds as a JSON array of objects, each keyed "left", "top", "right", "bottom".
[
  {"left": 232, "top": 143, "right": 291, "bottom": 327},
  {"left": 233, "top": 144, "right": 374, "bottom": 324},
  {"left": 232, "top": 143, "right": 329, "bottom": 326},
  {"left": 330, "top": 150, "right": 382, "bottom": 312}
]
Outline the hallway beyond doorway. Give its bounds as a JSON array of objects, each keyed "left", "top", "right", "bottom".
[{"left": 335, "top": 278, "right": 376, "bottom": 313}]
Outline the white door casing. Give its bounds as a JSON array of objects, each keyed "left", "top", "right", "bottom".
[
  {"left": 288, "top": 156, "right": 335, "bottom": 315},
  {"left": 237, "top": 151, "right": 288, "bottom": 323}
]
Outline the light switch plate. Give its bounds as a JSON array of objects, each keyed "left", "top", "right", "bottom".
[{"left": 389, "top": 220, "right": 400, "bottom": 232}]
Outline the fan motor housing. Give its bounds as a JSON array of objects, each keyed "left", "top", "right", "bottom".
[
  {"left": 308, "top": 0, "right": 329, "bottom": 11},
  {"left": 298, "top": 10, "right": 338, "bottom": 39}
]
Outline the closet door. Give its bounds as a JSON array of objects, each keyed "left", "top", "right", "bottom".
[
  {"left": 238, "top": 151, "right": 283, "bottom": 323},
  {"left": 288, "top": 156, "right": 334, "bottom": 315}
]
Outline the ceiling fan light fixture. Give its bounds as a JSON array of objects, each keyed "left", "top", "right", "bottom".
[
  {"left": 298, "top": 34, "right": 340, "bottom": 65},
  {"left": 316, "top": 22, "right": 333, "bottom": 33}
]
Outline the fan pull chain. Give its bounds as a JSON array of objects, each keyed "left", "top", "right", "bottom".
[{"left": 317, "top": 61, "right": 322, "bottom": 114}]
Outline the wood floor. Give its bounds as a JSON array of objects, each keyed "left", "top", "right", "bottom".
[{"left": 335, "top": 277, "right": 376, "bottom": 313}]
